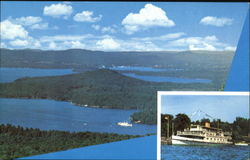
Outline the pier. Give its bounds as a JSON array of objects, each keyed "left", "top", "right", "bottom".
[{"left": 161, "top": 136, "right": 172, "bottom": 145}]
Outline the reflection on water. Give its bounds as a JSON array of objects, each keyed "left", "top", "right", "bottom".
[{"left": 161, "top": 144, "right": 249, "bottom": 160}]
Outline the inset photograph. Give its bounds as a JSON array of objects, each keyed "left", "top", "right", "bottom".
[{"left": 158, "top": 92, "right": 249, "bottom": 160}]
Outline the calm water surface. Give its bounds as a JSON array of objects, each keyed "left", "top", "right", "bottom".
[
  {"left": 0, "top": 67, "right": 75, "bottom": 83},
  {"left": 0, "top": 98, "right": 156, "bottom": 135},
  {"left": 123, "top": 73, "right": 212, "bottom": 83},
  {"left": 161, "top": 145, "right": 249, "bottom": 160}
]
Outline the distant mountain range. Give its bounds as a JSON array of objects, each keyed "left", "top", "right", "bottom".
[{"left": 0, "top": 48, "right": 234, "bottom": 71}]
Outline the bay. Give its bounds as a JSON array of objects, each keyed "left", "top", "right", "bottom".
[
  {"left": 123, "top": 73, "right": 212, "bottom": 83},
  {"left": 0, "top": 67, "right": 75, "bottom": 83},
  {"left": 0, "top": 98, "right": 156, "bottom": 135}
]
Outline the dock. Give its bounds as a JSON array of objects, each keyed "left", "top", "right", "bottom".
[{"left": 161, "top": 137, "right": 172, "bottom": 145}]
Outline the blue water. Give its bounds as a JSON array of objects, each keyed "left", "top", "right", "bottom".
[
  {"left": 109, "top": 66, "right": 183, "bottom": 72},
  {"left": 161, "top": 145, "right": 249, "bottom": 160},
  {"left": 0, "top": 67, "right": 76, "bottom": 83},
  {"left": 123, "top": 73, "right": 212, "bottom": 83},
  {"left": 21, "top": 135, "right": 157, "bottom": 159},
  {"left": 0, "top": 98, "right": 156, "bottom": 135}
]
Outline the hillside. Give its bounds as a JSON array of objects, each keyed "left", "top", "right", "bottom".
[
  {"left": 0, "top": 69, "right": 219, "bottom": 124},
  {"left": 0, "top": 124, "right": 140, "bottom": 160},
  {"left": 0, "top": 48, "right": 234, "bottom": 71}
]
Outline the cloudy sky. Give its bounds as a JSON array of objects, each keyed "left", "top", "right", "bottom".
[
  {"left": 161, "top": 94, "right": 249, "bottom": 123},
  {"left": 0, "top": 2, "right": 248, "bottom": 51}
]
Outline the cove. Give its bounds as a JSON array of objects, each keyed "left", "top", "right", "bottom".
[{"left": 0, "top": 98, "right": 156, "bottom": 135}]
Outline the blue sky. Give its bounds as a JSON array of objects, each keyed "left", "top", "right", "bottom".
[
  {"left": 0, "top": 2, "right": 249, "bottom": 51},
  {"left": 161, "top": 94, "right": 249, "bottom": 123}
]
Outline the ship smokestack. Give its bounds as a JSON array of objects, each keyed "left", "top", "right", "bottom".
[{"left": 205, "top": 122, "right": 210, "bottom": 128}]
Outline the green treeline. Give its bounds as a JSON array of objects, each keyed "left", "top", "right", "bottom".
[
  {"left": 0, "top": 124, "right": 140, "bottom": 160},
  {"left": 161, "top": 114, "right": 250, "bottom": 143},
  {"left": 0, "top": 69, "right": 218, "bottom": 124}
]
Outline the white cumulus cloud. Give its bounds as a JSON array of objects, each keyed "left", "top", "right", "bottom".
[
  {"left": 96, "top": 38, "right": 120, "bottom": 50},
  {"left": 40, "top": 34, "right": 92, "bottom": 42},
  {"left": 91, "top": 24, "right": 100, "bottom": 30},
  {"left": 1, "top": 42, "right": 7, "bottom": 48},
  {"left": 0, "top": 20, "right": 28, "bottom": 40},
  {"left": 63, "top": 41, "right": 85, "bottom": 49},
  {"left": 133, "top": 32, "right": 185, "bottom": 41},
  {"left": 122, "top": 3, "right": 175, "bottom": 34},
  {"left": 48, "top": 41, "right": 57, "bottom": 49},
  {"left": 10, "top": 16, "right": 50, "bottom": 30},
  {"left": 200, "top": 16, "right": 233, "bottom": 27},
  {"left": 91, "top": 25, "right": 116, "bottom": 34},
  {"left": 167, "top": 35, "right": 235, "bottom": 51},
  {"left": 73, "top": 11, "right": 102, "bottom": 22},
  {"left": 9, "top": 39, "right": 29, "bottom": 47},
  {"left": 189, "top": 43, "right": 216, "bottom": 51},
  {"left": 8, "top": 36, "right": 41, "bottom": 49},
  {"left": 30, "top": 23, "right": 49, "bottom": 30},
  {"left": 43, "top": 3, "right": 73, "bottom": 18},
  {"left": 101, "top": 26, "right": 116, "bottom": 33},
  {"left": 14, "top": 16, "right": 42, "bottom": 26},
  {"left": 224, "top": 46, "right": 236, "bottom": 51}
]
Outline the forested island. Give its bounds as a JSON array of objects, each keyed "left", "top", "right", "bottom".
[
  {"left": 161, "top": 114, "right": 250, "bottom": 143},
  {"left": 0, "top": 69, "right": 220, "bottom": 124},
  {"left": 0, "top": 124, "right": 141, "bottom": 160}
]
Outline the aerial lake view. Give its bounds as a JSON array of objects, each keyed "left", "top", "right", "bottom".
[
  {"left": 0, "top": 98, "right": 156, "bottom": 135},
  {"left": 161, "top": 145, "right": 249, "bottom": 160},
  {"left": 0, "top": 67, "right": 159, "bottom": 135},
  {"left": 1, "top": 1, "right": 249, "bottom": 160}
]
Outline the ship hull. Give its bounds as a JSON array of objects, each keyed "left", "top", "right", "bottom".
[{"left": 172, "top": 136, "right": 232, "bottom": 146}]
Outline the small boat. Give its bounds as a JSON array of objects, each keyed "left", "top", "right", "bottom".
[
  {"left": 134, "top": 120, "right": 141, "bottom": 124},
  {"left": 117, "top": 122, "right": 132, "bottom": 127},
  {"left": 235, "top": 143, "right": 248, "bottom": 146}
]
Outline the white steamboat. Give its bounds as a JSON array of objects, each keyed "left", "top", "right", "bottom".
[{"left": 172, "top": 122, "right": 232, "bottom": 145}]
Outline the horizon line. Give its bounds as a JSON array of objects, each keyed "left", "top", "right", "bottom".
[{"left": 0, "top": 47, "right": 236, "bottom": 53}]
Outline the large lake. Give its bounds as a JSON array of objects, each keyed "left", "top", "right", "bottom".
[
  {"left": 0, "top": 67, "right": 75, "bottom": 83},
  {"left": 161, "top": 145, "right": 249, "bottom": 160},
  {"left": 0, "top": 98, "right": 156, "bottom": 135}
]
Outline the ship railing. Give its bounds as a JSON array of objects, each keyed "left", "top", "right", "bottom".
[{"left": 177, "top": 131, "right": 205, "bottom": 137}]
